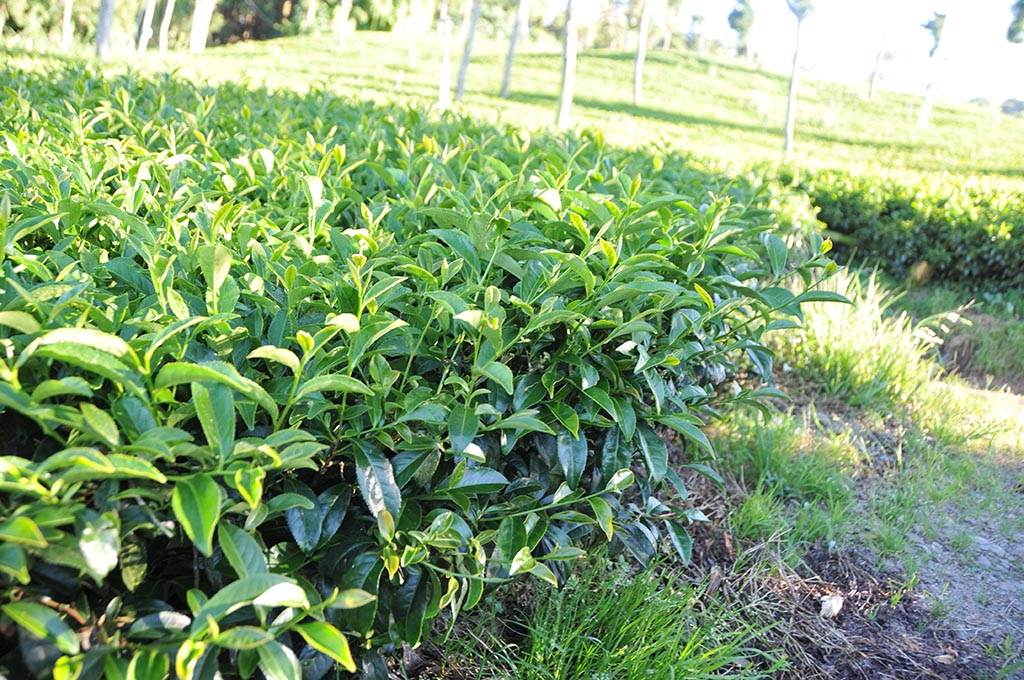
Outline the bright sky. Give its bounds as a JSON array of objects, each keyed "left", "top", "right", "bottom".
[{"left": 689, "top": 0, "right": 1023, "bottom": 103}]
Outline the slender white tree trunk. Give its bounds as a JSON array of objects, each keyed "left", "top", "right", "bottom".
[
  {"left": 189, "top": 0, "right": 215, "bottom": 53},
  {"left": 457, "top": 0, "right": 472, "bottom": 41},
  {"left": 61, "top": 0, "right": 75, "bottom": 50},
  {"left": 96, "top": 0, "right": 116, "bottom": 59},
  {"left": 454, "top": 0, "right": 480, "bottom": 100},
  {"left": 556, "top": 0, "right": 577, "bottom": 130},
  {"left": 333, "top": 0, "right": 352, "bottom": 49},
  {"left": 662, "top": 1, "right": 673, "bottom": 50},
  {"left": 918, "top": 55, "right": 938, "bottom": 127},
  {"left": 404, "top": 2, "right": 416, "bottom": 68},
  {"left": 918, "top": 80, "right": 935, "bottom": 127},
  {"left": 633, "top": 0, "right": 652, "bottom": 106},
  {"left": 783, "top": 17, "right": 803, "bottom": 159},
  {"left": 438, "top": 2, "right": 453, "bottom": 112},
  {"left": 158, "top": 0, "right": 176, "bottom": 53},
  {"left": 136, "top": 0, "right": 157, "bottom": 55},
  {"left": 868, "top": 45, "right": 884, "bottom": 100},
  {"left": 302, "top": 0, "right": 318, "bottom": 29},
  {"left": 500, "top": 0, "right": 529, "bottom": 98}
]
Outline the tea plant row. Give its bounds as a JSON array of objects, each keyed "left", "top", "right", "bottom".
[{"left": 0, "top": 62, "right": 836, "bottom": 679}]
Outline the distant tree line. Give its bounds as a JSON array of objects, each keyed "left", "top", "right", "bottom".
[{"left": 0, "top": 0, "right": 734, "bottom": 56}]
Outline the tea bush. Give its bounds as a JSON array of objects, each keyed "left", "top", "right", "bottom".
[
  {"left": 795, "top": 168, "right": 1023, "bottom": 289},
  {"left": 0, "top": 61, "right": 837, "bottom": 679}
]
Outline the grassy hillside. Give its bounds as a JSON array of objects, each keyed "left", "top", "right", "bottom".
[{"left": 135, "top": 32, "right": 1024, "bottom": 178}]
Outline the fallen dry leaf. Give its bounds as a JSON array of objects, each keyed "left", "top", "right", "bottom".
[{"left": 819, "top": 593, "right": 844, "bottom": 618}]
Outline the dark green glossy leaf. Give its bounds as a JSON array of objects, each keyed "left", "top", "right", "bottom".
[
  {"left": 636, "top": 423, "right": 667, "bottom": 483},
  {"left": 351, "top": 441, "right": 401, "bottom": 518},
  {"left": 665, "top": 520, "right": 693, "bottom": 566},
  {"left": 555, "top": 427, "right": 587, "bottom": 489},
  {"left": 447, "top": 404, "right": 480, "bottom": 455},
  {"left": 171, "top": 474, "right": 223, "bottom": 557},
  {"left": 218, "top": 523, "right": 267, "bottom": 577}
]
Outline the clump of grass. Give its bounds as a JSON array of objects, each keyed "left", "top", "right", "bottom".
[
  {"left": 972, "top": 320, "right": 1024, "bottom": 380},
  {"left": 776, "top": 268, "right": 944, "bottom": 411},
  {"left": 445, "top": 558, "right": 781, "bottom": 679},
  {"left": 714, "top": 411, "right": 858, "bottom": 556}
]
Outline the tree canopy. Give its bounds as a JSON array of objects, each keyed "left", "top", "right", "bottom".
[
  {"left": 728, "top": 0, "right": 753, "bottom": 40},
  {"left": 923, "top": 11, "right": 946, "bottom": 57},
  {"left": 786, "top": 0, "right": 813, "bottom": 22},
  {"left": 1010, "top": 0, "right": 1024, "bottom": 42}
]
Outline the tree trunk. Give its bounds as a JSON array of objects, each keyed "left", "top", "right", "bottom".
[
  {"left": 302, "top": 0, "right": 318, "bottom": 28},
  {"left": 457, "top": 0, "right": 472, "bottom": 40},
  {"left": 333, "top": 0, "right": 352, "bottom": 49},
  {"left": 438, "top": 5, "right": 453, "bottom": 112},
  {"left": 917, "top": 51, "right": 939, "bottom": 127},
  {"left": 556, "top": 0, "right": 577, "bottom": 130},
  {"left": 662, "top": 2, "right": 672, "bottom": 50},
  {"left": 137, "top": 0, "right": 158, "bottom": 55},
  {"left": 918, "top": 80, "right": 934, "bottom": 127},
  {"left": 454, "top": 0, "right": 480, "bottom": 100},
  {"left": 61, "top": 0, "right": 74, "bottom": 50},
  {"left": 189, "top": 0, "right": 215, "bottom": 53},
  {"left": 633, "top": 0, "right": 652, "bottom": 106},
  {"left": 158, "top": 0, "right": 175, "bottom": 53},
  {"left": 96, "top": 0, "right": 116, "bottom": 59},
  {"left": 868, "top": 46, "right": 883, "bottom": 100},
  {"left": 783, "top": 17, "right": 803, "bottom": 159},
  {"left": 500, "top": 0, "right": 529, "bottom": 98},
  {"left": 404, "top": 2, "right": 416, "bottom": 68}
]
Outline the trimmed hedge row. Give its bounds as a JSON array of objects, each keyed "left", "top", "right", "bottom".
[{"left": 793, "top": 168, "right": 1023, "bottom": 289}]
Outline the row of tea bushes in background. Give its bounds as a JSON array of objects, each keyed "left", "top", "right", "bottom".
[{"left": 792, "top": 168, "right": 1023, "bottom": 290}]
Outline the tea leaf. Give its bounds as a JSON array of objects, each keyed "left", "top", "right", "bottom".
[
  {"left": 171, "top": 474, "right": 223, "bottom": 557},
  {"left": 247, "top": 346, "right": 301, "bottom": 375},
  {"left": 352, "top": 441, "right": 402, "bottom": 519},
  {"left": 295, "top": 374, "right": 374, "bottom": 399},
  {"left": 192, "top": 382, "right": 235, "bottom": 461},
  {"left": 555, "top": 427, "right": 587, "bottom": 489},
  {"left": 295, "top": 622, "right": 357, "bottom": 672},
  {"left": 637, "top": 423, "right": 668, "bottom": 483},
  {"left": 218, "top": 523, "right": 267, "bottom": 577},
  {"left": 447, "top": 404, "right": 480, "bottom": 455},
  {"left": 257, "top": 641, "right": 301, "bottom": 680},
  {"left": 0, "top": 311, "right": 40, "bottom": 334},
  {"left": 2, "top": 602, "right": 80, "bottom": 654}
]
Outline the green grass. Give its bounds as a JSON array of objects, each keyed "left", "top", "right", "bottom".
[
  {"left": 32, "top": 31, "right": 1024, "bottom": 178},
  {"left": 773, "top": 269, "right": 945, "bottom": 411},
  {"left": 443, "top": 558, "right": 782, "bottom": 679}
]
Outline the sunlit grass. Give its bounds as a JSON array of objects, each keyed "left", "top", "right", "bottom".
[
  {"left": 443, "top": 558, "right": 782, "bottom": 679},
  {"left": 9, "top": 29, "right": 1024, "bottom": 176},
  {"left": 775, "top": 269, "right": 944, "bottom": 411}
]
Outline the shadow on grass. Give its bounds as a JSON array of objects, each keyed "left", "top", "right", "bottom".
[{"left": 506, "top": 91, "right": 781, "bottom": 138}]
